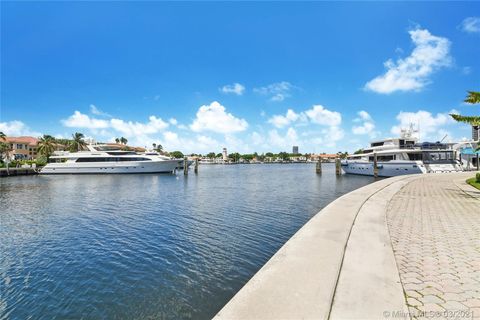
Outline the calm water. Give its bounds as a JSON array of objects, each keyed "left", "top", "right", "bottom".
[{"left": 0, "top": 164, "right": 375, "bottom": 319}]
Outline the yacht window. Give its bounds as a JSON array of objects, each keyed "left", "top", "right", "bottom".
[
  {"left": 76, "top": 157, "right": 151, "bottom": 162},
  {"left": 408, "top": 153, "right": 423, "bottom": 161},
  {"left": 371, "top": 142, "right": 384, "bottom": 147}
]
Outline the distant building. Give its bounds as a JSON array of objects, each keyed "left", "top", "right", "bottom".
[
  {"left": 310, "top": 153, "right": 338, "bottom": 162},
  {"left": 222, "top": 147, "right": 228, "bottom": 161},
  {"left": 473, "top": 125, "right": 479, "bottom": 141},
  {"left": 292, "top": 146, "right": 299, "bottom": 154},
  {"left": 4, "top": 136, "right": 39, "bottom": 160}
]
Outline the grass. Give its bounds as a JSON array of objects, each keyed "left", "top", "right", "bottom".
[{"left": 466, "top": 177, "right": 480, "bottom": 190}]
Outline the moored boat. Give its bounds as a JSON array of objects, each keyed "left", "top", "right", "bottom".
[{"left": 40, "top": 144, "right": 179, "bottom": 174}]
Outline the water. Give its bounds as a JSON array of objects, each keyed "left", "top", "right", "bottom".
[{"left": 0, "top": 164, "right": 375, "bottom": 319}]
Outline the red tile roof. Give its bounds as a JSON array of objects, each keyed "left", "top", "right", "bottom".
[{"left": 4, "top": 136, "right": 39, "bottom": 145}]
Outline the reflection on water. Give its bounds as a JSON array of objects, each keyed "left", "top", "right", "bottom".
[{"left": 0, "top": 164, "right": 375, "bottom": 319}]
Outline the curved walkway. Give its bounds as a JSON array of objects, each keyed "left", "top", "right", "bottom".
[
  {"left": 215, "top": 172, "right": 480, "bottom": 320},
  {"left": 387, "top": 173, "right": 480, "bottom": 319}
]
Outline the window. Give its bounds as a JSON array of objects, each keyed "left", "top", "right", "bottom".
[
  {"left": 408, "top": 153, "right": 423, "bottom": 161},
  {"left": 16, "top": 144, "right": 23, "bottom": 149},
  {"left": 76, "top": 157, "right": 151, "bottom": 162}
]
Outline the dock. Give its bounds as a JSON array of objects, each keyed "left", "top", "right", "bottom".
[
  {"left": 214, "top": 172, "right": 480, "bottom": 319},
  {"left": 0, "top": 167, "right": 39, "bottom": 177}
]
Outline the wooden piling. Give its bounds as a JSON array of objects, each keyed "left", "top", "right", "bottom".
[
  {"left": 335, "top": 158, "right": 341, "bottom": 176},
  {"left": 316, "top": 159, "right": 322, "bottom": 174},
  {"left": 477, "top": 153, "right": 479, "bottom": 171},
  {"left": 194, "top": 158, "right": 199, "bottom": 174},
  {"left": 373, "top": 153, "right": 378, "bottom": 178},
  {"left": 183, "top": 157, "right": 188, "bottom": 175}
]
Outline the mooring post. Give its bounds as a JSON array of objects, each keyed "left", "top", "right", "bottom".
[
  {"left": 183, "top": 157, "right": 188, "bottom": 175},
  {"left": 316, "top": 159, "right": 322, "bottom": 174},
  {"left": 194, "top": 158, "right": 199, "bottom": 174},
  {"left": 477, "top": 153, "right": 479, "bottom": 171},
  {"left": 335, "top": 158, "right": 341, "bottom": 176},
  {"left": 373, "top": 153, "right": 378, "bottom": 178}
]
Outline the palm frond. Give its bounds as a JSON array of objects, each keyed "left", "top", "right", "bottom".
[
  {"left": 464, "top": 91, "right": 480, "bottom": 104},
  {"left": 450, "top": 114, "right": 480, "bottom": 126}
]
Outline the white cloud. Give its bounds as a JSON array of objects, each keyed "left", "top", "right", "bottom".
[
  {"left": 190, "top": 101, "right": 248, "bottom": 134},
  {"left": 390, "top": 110, "right": 454, "bottom": 141},
  {"left": 268, "top": 109, "right": 305, "bottom": 128},
  {"left": 62, "top": 111, "right": 110, "bottom": 130},
  {"left": 460, "top": 17, "right": 480, "bottom": 33},
  {"left": 254, "top": 81, "right": 293, "bottom": 102},
  {"left": 352, "top": 110, "right": 376, "bottom": 137},
  {"left": 90, "top": 104, "right": 111, "bottom": 117},
  {"left": 169, "top": 118, "right": 178, "bottom": 125},
  {"left": 268, "top": 127, "right": 299, "bottom": 149},
  {"left": 322, "top": 126, "right": 345, "bottom": 147},
  {"left": 365, "top": 28, "right": 451, "bottom": 94},
  {"left": 220, "top": 83, "right": 245, "bottom": 96},
  {"left": 0, "top": 120, "right": 41, "bottom": 137},
  {"left": 162, "top": 131, "right": 222, "bottom": 153},
  {"left": 62, "top": 111, "right": 169, "bottom": 143},
  {"left": 305, "top": 105, "right": 342, "bottom": 126},
  {"left": 110, "top": 116, "right": 169, "bottom": 136}
]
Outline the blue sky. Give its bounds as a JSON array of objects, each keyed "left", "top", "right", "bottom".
[{"left": 1, "top": 2, "right": 479, "bottom": 154}]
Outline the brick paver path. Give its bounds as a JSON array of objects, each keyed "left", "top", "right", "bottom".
[{"left": 387, "top": 174, "right": 480, "bottom": 319}]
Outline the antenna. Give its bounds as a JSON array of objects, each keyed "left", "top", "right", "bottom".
[{"left": 440, "top": 134, "right": 448, "bottom": 143}]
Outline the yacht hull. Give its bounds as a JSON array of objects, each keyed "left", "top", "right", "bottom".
[
  {"left": 341, "top": 161, "right": 425, "bottom": 177},
  {"left": 40, "top": 160, "right": 179, "bottom": 174}
]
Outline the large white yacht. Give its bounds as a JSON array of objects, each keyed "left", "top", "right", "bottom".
[
  {"left": 341, "top": 128, "right": 464, "bottom": 177},
  {"left": 40, "top": 144, "right": 180, "bottom": 174}
]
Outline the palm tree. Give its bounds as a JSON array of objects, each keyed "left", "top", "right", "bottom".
[
  {"left": 70, "top": 132, "right": 87, "bottom": 152},
  {"left": 120, "top": 137, "right": 128, "bottom": 145},
  {"left": 0, "top": 131, "right": 6, "bottom": 141},
  {"left": 152, "top": 143, "right": 156, "bottom": 150},
  {"left": 37, "top": 135, "right": 55, "bottom": 159},
  {"left": 0, "top": 141, "right": 12, "bottom": 161},
  {"left": 115, "top": 138, "right": 120, "bottom": 144},
  {"left": 450, "top": 91, "right": 480, "bottom": 151},
  {"left": 156, "top": 144, "right": 163, "bottom": 152}
]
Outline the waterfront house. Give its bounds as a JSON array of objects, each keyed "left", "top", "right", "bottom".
[{"left": 4, "top": 136, "right": 39, "bottom": 160}]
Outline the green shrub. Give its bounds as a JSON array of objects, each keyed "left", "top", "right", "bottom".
[{"left": 476, "top": 172, "right": 480, "bottom": 183}]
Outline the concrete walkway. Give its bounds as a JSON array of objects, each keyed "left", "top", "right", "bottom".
[
  {"left": 215, "top": 172, "right": 480, "bottom": 320},
  {"left": 387, "top": 173, "right": 480, "bottom": 319}
]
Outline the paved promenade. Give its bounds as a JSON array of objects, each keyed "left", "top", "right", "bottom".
[
  {"left": 387, "top": 173, "right": 480, "bottom": 319},
  {"left": 216, "top": 172, "right": 480, "bottom": 320}
]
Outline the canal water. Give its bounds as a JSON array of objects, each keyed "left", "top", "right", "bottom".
[{"left": 0, "top": 164, "right": 375, "bottom": 319}]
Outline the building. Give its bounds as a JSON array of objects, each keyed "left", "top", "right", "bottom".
[
  {"left": 4, "top": 136, "right": 39, "bottom": 160},
  {"left": 292, "top": 146, "right": 299, "bottom": 154},
  {"left": 473, "top": 125, "right": 479, "bottom": 141},
  {"left": 310, "top": 153, "right": 338, "bottom": 162},
  {"left": 222, "top": 147, "right": 228, "bottom": 161}
]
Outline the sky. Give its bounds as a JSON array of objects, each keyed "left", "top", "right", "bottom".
[{"left": 1, "top": 2, "right": 479, "bottom": 154}]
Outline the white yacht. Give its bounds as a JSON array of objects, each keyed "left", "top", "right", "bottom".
[
  {"left": 40, "top": 144, "right": 180, "bottom": 174},
  {"left": 341, "top": 129, "right": 463, "bottom": 177}
]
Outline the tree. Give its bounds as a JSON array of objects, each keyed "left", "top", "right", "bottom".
[
  {"left": 0, "top": 141, "right": 11, "bottom": 161},
  {"left": 0, "top": 131, "right": 6, "bottom": 141},
  {"left": 70, "top": 132, "right": 87, "bottom": 152},
  {"left": 229, "top": 152, "right": 241, "bottom": 162},
  {"left": 120, "top": 137, "right": 128, "bottom": 145},
  {"left": 265, "top": 152, "right": 274, "bottom": 158},
  {"left": 450, "top": 90, "right": 480, "bottom": 151},
  {"left": 354, "top": 148, "right": 364, "bottom": 154},
  {"left": 278, "top": 152, "right": 289, "bottom": 161},
  {"left": 155, "top": 144, "right": 163, "bottom": 152},
  {"left": 170, "top": 151, "right": 184, "bottom": 159},
  {"left": 37, "top": 135, "right": 55, "bottom": 159},
  {"left": 207, "top": 152, "right": 216, "bottom": 159},
  {"left": 115, "top": 138, "right": 120, "bottom": 144}
]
